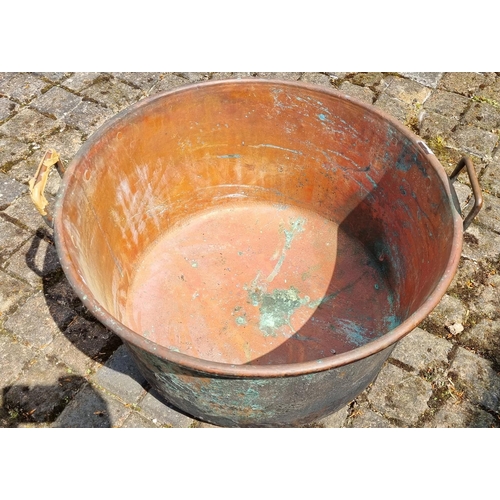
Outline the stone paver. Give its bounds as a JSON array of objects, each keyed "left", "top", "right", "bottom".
[
  {"left": 449, "top": 347, "right": 500, "bottom": 413},
  {"left": 91, "top": 345, "right": 147, "bottom": 403},
  {"left": 3, "top": 234, "right": 61, "bottom": 286},
  {"left": 0, "top": 72, "right": 499, "bottom": 428},
  {"left": 53, "top": 383, "right": 131, "bottom": 428},
  {"left": 0, "top": 108, "right": 59, "bottom": 142},
  {"left": 0, "top": 137, "right": 31, "bottom": 169},
  {"left": 0, "top": 171, "right": 28, "bottom": 207},
  {"left": 3, "top": 291, "right": 75, "bottom": 348},
  {"left": 2, "top": 355, "right": 84, "bottom": 423},
  {"left": 367, "top": 363, "right": 433, "bottom": 425},
  {"left": 391, "top": 327, "right": 452, "bottom": 373},
  {"left": 136, "top": 389, "right": 195, "bottom": 428}
]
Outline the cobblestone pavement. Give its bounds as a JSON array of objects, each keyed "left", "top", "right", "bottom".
[{"left": 0, "top": 72, "right": 499, "bottom": 428}]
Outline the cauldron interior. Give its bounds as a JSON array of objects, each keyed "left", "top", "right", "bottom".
[{"left": 57, "top": 80, "right": 455, "bottom": 367}]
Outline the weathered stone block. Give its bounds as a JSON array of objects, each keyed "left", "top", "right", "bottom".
[
  {"left": 463, "top": 100, "right": 500, "bottom": 132},
  {"left": 367, "top": 363, "right": 432, "bottom": 425},
  {"left": 30, "top": 86, "right": 82, "bottom": 120},
  {"left": 0, "top": 137, "right": 31, "bottom": 169},
  {"left": 111, "top": 72, "right": 163, "bottom": 90},
  {"left": 0, "top": 172, "right": 27, "bottom": 207},
  {"left": 0, "top": 218, "right": 30, "bottom": 261},
  {"left": 391, "top": 327, "right": 453, "bottom": 372},
  {"left": 3, "top": 291, "right": 74, "bottom": 348},
  {"left": 92, "top": 344, "right": 146, "bottom": 403},
  {"left": 378, "top": 75, "right": 432, "bottom": 105},
  {"left": 338, "top": 81, "right": 374, "bottom": 104},
  {"left": 400, "top": 72, "right": 443, "bottom": 89},
  {"left": 0, "top": 333, "right": 33, "bottom": 391},
  {"left": 423, "top": 90, "right": 470, "bottom": 119},
  {"left": 461, "top": 224, "right": 500, "bottom": 262},
  {"left": 425, "top": 400, "right": 498, "bottom": 428},
  {"left": 138, "top": 389, "right": 195, "bottom": 428},
  {"left": 81, "top": 79, "right": 142, "bottom": 113},
  {"left": 2, "top": 355, "right": 85, "bottom": 423},
  {"left": 419, "top": 110, "right": 460, "bottom": 140},
  {"left": 53, "top": 383, "right": 130, "bottom": 428},
  {"left": 298, "top": 73, "right": 331, "bottom": 87},
  {"left": 0, "top": 73, "right": 49, "bottom": 104},
  {"left": 439, "top": 72, "right": 495, "bottom": 97},
  {"left": 3, "top": 234, "right": 61, "bottom": 286},
  {"left": 62, "top": 73, "right": 102, "bottom": 92},
  {"left": 0, "top": 269, "right": 30, "bottom": 314},
  {"left": 0, "top": 97, "right": 18, "bottom": 122},
  {"left": 447, "top": 125, "right": 498, "bottom": 158},
  {"left": 449, "top": 347, "right": 500, "bottom": 412},
  {"left": 62, "top": 100, "right": 114, "bottom": 136},
  {"left": 0, "top": 108, "right": 59, "bottom": 142}
]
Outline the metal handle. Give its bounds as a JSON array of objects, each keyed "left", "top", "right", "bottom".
[
  {"left": 28, "top": 149, "right": 65, "bottom": 228},
  {"left": 449, "top": 156, "right": 483, "bottom": 230}
]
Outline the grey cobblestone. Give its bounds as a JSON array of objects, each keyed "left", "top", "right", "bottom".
[
  {"left": 0, "top": 217, "right": 31, "bottom": 261},
  {"left": 0, "top": 73, "right": 49, "bottom": 104},
  {"left": 367, "top": 363, "right": 433, "bottom": 425},
  {"left": 463, "top": 100, "right": 500, "bottom": 132},
  {"left": 438, "top": 72, "right": 496, "bottom": 97},
  {"left": 53, "top": 383, "right": 131, "bottom": 428},
  {"left": 400, "top": 72, "right": 443, "bottom": 89},
  {"left": 111, "top": 72, "right": 163, "bottom": 90},
  {"left": 419, "top": 111, "right": 460, "bottom": 140},
  {"left": 136, "top": 389, "right": 195, "bottom": 428},
  {"left": 81, "top": 78, "right": 143, "bottom": 113},
  {"left": 426, "top": 400, "right": 498, "bottom": 428},
  {"left": 0, "top": 97, "right": 18, "bottom": 123},
  {"left": 62, "top": 100, "right": 114, "bottom": 136},
  {"left": 481, "top": 157, "right": 500, "bottom": 197},
  {"left": 62, "top": 73, "right": 102, "bottom": 92},
  {"left": 391, "top": 327, "right": 452, "bottom": 372},
  {"left": 0, "top": 72, "right": 499, "bottom": 428},
  {"left": 461, "top": 224, "right": 500, "bottom": 262},
  {"left": 0, "top": 269, "right": 30, "bottom": 314},
  {"left": 2, "top": 354, "right": 84, "bottom": 424},
  {"left": 0, "top": 333, "right": 33, "bottom": 391},
  {"left": 257, "top": 72, "right": 303, "bottom": 81},
  {"left": 92, "top": 345, "right": 147, "bottom": 403},
  {"left": 346, "top": 405, "right": 394, "bottom": 428},
  {"left": 0, "top": 108, "right": 59, "bottom": 142},
  {"left": 338, "top": 81, "right": 374, "bottom": 103},
  {"left": 447, "top": 125, "right": 499, "bottom": 158},
  {"left": 423, "top": 89, "right": 470, "bottom": 119},
  {"left": 0, "top": 137, "right": 31, "bottom": 169},
  {"left": 3, "top": 234, "right": 61, "bottom": 286},
  {"left": 0, "top": 172, "right": 27, "bottom": 207},
  {"left": 298, "top": 73, "right": 331, "bottom": 86},
  {"left": 30, "top": 86, "right": 82, "bottom": 120},
  {"left": 378, "top": 75, "right": 432, "bottom": 105},
  {"left": 3, "top": 291, "right": 74, "bottom": 348},
  {"left": 449, "top": 347, "right": 500, "bottom": 413}
]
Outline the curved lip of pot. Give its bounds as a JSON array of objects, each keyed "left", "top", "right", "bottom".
[{"left": 53, "top": 78, "right": 464, "bottom": 378}]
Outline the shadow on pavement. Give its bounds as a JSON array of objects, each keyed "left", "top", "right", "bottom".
[{"left": 1, "top": 376, "right": 111, "bottom": 428}]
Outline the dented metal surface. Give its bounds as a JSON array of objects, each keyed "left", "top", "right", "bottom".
[{"left": 49, "top": 79, "right": 480, "bottom": 426}]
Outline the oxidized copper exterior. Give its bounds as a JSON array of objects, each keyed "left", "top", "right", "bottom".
[{"left": 49, "top": 79, "right": 477, "bottom": 426}]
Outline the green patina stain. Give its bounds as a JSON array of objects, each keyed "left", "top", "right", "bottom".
[
  {"left": 235, "top": 315, "right": 247, "bottom": 326},
  {"left": 252, "top": 286, "right": 310, "bottom": 337}
]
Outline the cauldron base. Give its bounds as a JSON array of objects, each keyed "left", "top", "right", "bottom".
[{"left": 124, "top": 200, "right": 399, "bottom": 366}]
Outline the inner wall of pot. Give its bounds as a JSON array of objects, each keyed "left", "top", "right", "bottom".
[{"left": 60, "top": 81, "right": 455, "bottom": 344}]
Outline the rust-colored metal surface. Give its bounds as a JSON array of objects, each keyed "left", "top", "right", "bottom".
[{"left": 49, "top": 79, "right": 479, "bottom": 426}]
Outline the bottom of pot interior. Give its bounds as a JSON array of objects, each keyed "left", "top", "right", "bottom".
[{"left": 124, "top": 200, "right": 399, "bottom": 366}]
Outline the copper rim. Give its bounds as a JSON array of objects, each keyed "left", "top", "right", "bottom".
[{"left": 53, "top": 79, "right": 464, "bottom": 378}]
